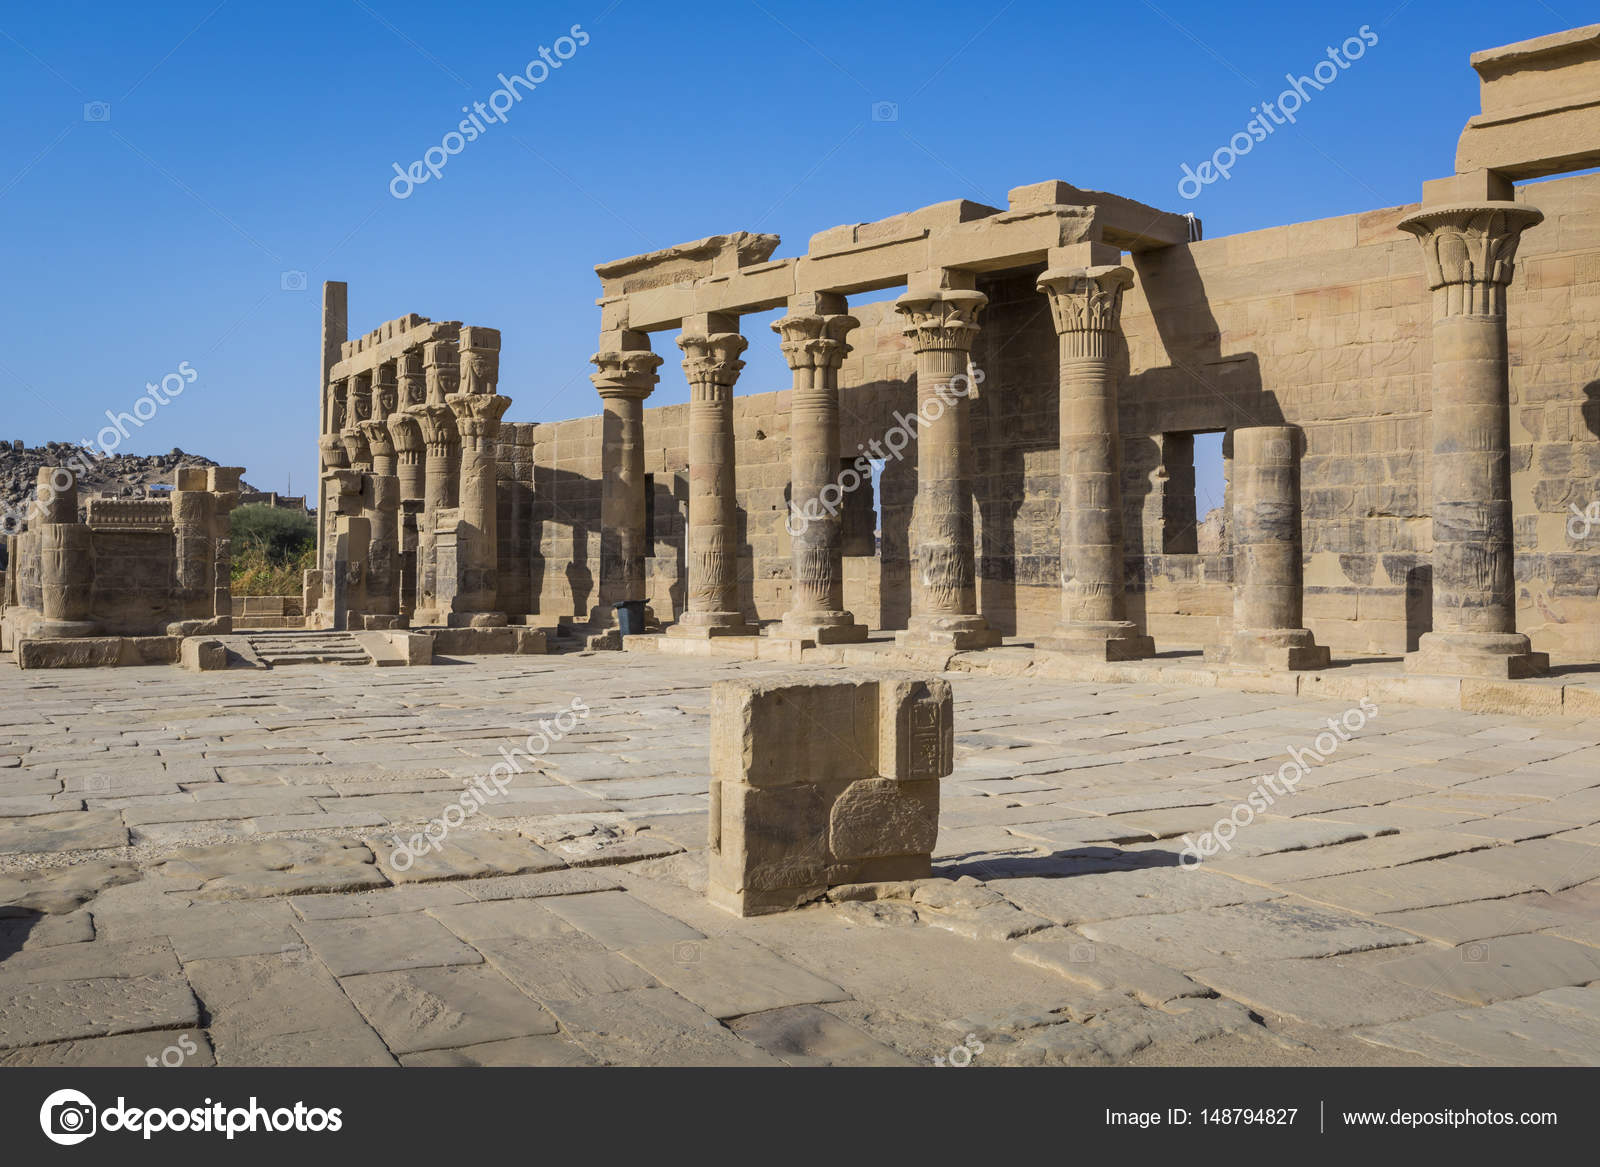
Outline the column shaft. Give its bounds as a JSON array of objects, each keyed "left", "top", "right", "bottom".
[{"left": 591, "top": 340, "right": 662, "bottom": 627}]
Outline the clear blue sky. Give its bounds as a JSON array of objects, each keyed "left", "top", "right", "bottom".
[{"left": 0, "top": 0, "right": 1578, "bottom": 506}]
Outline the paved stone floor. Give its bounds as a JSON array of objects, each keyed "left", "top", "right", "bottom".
[{"left": 2, "top": 649, "right": 1599, "bottom": 1067}]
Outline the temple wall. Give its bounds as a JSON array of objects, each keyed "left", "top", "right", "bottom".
[{"left": 521, "top": 169, "right": 1600, "bottom": 658}]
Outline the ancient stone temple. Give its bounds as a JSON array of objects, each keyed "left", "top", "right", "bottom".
[
  {"left": 307, "top": 293, "right": 542, "bottom": 652},
  {"left": 506, "top": 23, "right": 1599, "bottom": 677},
  {"left": 0, "top": 465, "right": 243, "bottom": 667}
]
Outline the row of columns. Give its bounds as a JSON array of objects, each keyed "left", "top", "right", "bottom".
[
  {"left": 317, "top": 327, "right": 511, "bottom": 629},
  {"left": 588, "top": 194, "right": 1545, "bottom": 677}
]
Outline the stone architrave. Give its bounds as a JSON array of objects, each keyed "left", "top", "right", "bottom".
[
  {"left": 669, "top": 315, "right": 755, "bottom": 637},
  {"left": 1222, "top": 426, "right": 1329, "bottom": 670},
  {"left": 774, "top": 294, "right": 868, "bottom": 645},
  {"left": 1035, "top": 265, "right": 1154, "bottom": 661},
  {"left": 1399, "top": 200, "right": 1548, "bottom": 678},
  {"left": 590, "top": 336, "right": 663, "bottom": 626},
  {"left": 894, "top": 286, "right": 998, "bottom": 650}
]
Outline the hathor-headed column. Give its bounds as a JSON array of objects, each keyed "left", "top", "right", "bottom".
[
  {"left": 1035, "top": 264, "right": 1153, "bottom": 660},
  {"left": 1400, "top": 199, "right": 1547, "bottom": 678},
  {"left": 35, "top": 466, "right": 97, "bottom": 637},
  {"left": 445, "top": 326, "right": 510, "bottom": 624},
  {"left": 775, "top": 293, "right": 868, "bottom": 644},
  {"left": 340, "top": 371, "right": 373, "bottom": 470},
  {"left": 895, "top": 283, "right": 998, "bottom": 650},
  {"left": 590, "top": 332, "right": 662, "bottom": 626},
  {"left": 408, "top": 339, "right": 461, "bottom": 625},
  {"left": 392, "top": 348, "right": 428, "bottom": 501},
  {"left": 669, "top": 314, "right": 754, "bottom": 637},
  {"left": 1222, "top": 426, "right": 1329, "bottom": 669}
]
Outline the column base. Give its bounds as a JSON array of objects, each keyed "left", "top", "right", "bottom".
[
  {"left": 667, "top": 611, "right": 757, "bottom": 638},
  {"left": 361, "top": 614, "right": 408, "bottom": 631},
  {"left": 1405, "top": 631, "right": 1549, "bottom": 679},
  {"left": 33, "top": 619, "right": 101, "bottom": 639},
  {"left": 1208, "top": 628, "right": 1330, "bottom": 671},
  {"left": 165, "top": 617, "right": 229, "bottom": 638},
  {"left": 1035, "top": 621, "right": 1154, "bottom": 661},
  {"left": 447, "top": 611, "right": 508, "bottom": 628},
  {"left": 770, "top": 611, "right": 869, "bottom": 646},
  {"left": 897, "top": 614, "right": 1000, "bottom": 651}
]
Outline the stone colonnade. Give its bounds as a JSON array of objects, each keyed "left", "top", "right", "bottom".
[{"left": 318, "top": 322, "right": 512, "bottom": 630}]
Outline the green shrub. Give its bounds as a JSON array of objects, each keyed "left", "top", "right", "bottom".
[{"left": 231, "top": 504, "right": 315, "bottom": 563}]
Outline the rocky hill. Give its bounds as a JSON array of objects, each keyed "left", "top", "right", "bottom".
[{"left": 1, "top": 443, "right": 257, "bottom": 519}]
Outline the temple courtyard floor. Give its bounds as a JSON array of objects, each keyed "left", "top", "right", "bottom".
[{"left": 2, "top": 644, "right": 1599, "bottom": 1067}]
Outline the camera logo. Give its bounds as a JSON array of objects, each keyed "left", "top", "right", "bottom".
[
  {"left": 83, "top": 101, "right": 111, "bottom": 122},
  {"left": 871, "top": 100, "right": 898, "bottom": 122},
  {"left": 40, "top": 1088, "right": 97, "bottom": 1146},
  {"left": 280, "top": 270, "right": 307, "bottom": 292}
]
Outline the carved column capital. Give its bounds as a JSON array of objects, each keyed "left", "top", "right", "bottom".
[
  {"left": 1037, "top": 265, "right": 1134, "bottom": 360},
  {"left": 894, "top": 289, "right": 986, "bottom": 353},
  {"left": 446, "top": 391, "right": 512, "bottom": 442},
  {"left": 591, "top": 349, "right": 664, "bottom": 401},
  {"left": 458, "top": 326, "right": 501, "bottom": 395},
  {"left": 338, "top": 426, "right": 372, "bottom": 469},
  {"left": 678, "top": 332, "right": 748, "bottom": 401},
  {"left": 319, "top": 433, "right": 349, "bottom": 470},
  {"left": 349, "top": 371, "right": 373, "bottom": 423},
  {"left": 772, "top": 313, "right": 858, "bottom": 373},
  {"left": 328, "top": 379, "right": 348, "bottom": 432},
  {"left": 358, "top": 418, "right": 395, "bottom": 460},
  {"left": 387, "top": 410, "right": 424, "bottom": 455},
  {"left": 1397, "top": 201, "right": 1544, "bottom": 318},
  {"left": 409, "top": 402, "right": 460, "bottom": 454},
  {"left": 373, "top": 363, "right": 399, "bottom": 418}
]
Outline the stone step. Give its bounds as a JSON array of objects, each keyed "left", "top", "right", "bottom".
[{"left": 245, "top": 631, "right": 373, "bottom": 668}]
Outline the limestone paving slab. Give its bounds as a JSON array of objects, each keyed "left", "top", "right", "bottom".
[
  {"left": 621, "top": 936, "right": 849, "bottom": 1019},
  {"left": 293, "top": 913, "right": 483, "bottom": 976},
  {"left": 340, "top": 963, "right": 558, "bottom": 1054}
]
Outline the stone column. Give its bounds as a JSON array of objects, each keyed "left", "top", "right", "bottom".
[
  {"left": 775, "top": 294, "right": 868, "bottom": 644},
  {"left": 445, "top": 326, "right": 509, "bottom": 625},
  {"left": 206, "top": 466, "right": 242, "bottom": 627},
  {"left": 359, "top": 420, "right": 401, "bottom": 621},
  {"left": 387, "top": 409, "right": 426, "bottom": 622},
  {"left": 590, "top": 334, "right": 662, "bottom": 626},
  {"left": 408, "top": 339, "right": 461, "bottom": 625},
  {"left": 387, "top": 411, "right": 426, "bottom": 503},
  {"left": 1034, "top": 265, "right": 1153, "bottom": 660},
  {"left": 172, "top": 466, "right": 214, "bottom": 623},
  {"left": 1222, "top": 426, "right": 1328, "bottom": 669},
  {"left": 35, "top": 467, "right": 97, "bottom": 637},
  {"left": 1400, "top": 200, "right": 1547, "bottom": 678},
  {"left": 669, "top": 314, "right": 754, "bottom": 637},
  {"left": 894, "top": 287, "right": 997, "bottom": 650}
]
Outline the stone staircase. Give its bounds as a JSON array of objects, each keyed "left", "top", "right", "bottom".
[{"left": 245, "top": 631, "right": 373, "bottom": 667}]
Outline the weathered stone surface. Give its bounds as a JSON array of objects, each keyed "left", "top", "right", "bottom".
[
  {"left": 1079, "top": 900, "right": 1423, "bottom": 967},
  {"left": 996, "top": 868, "right": 1280, "bottom": 926},
  {"left": 1357, "top": 985, "right": 1600, "bottom": 1067},
  {"left": 294, "top": 913, "right": 482, "bottom": 977},
  {"left": 152, "top": 838, "right": 387, "bottom": 899},
  {"left": 545, "top": 986, "right": 783, "bottom": 1066},
  {"left": 184, "top": 952, "right": 394, "bottom": 1066},
  {"left": 1192, "top": 958, "right": 1461, "bottom": 1028},
  {"left": 399, "top": 1034, "right": 599, "bottom": 1067},
  {"left": 1371, "top": 933, "right": 1600, "bottom": 1005},
  {"left": 0, "top": 859, "right": 140, "bottom": 915},
  {"left": 1014, "top": 934, "right": 1214, "bottom": 1006},
  {"left": 341, "top": 964, "right": 558, "bottom": 1054},
  {"left": 620, "top": 936, "right": 848, "bottom": 1019},
  {"left": 0, "top": 810, "right": 127, "bottom": 854},
  {"left": 476, "top": 934, "right": 658, "bottom": 1003},
  {"left": 540, "top": 890, "right": 703, "bottom": 950},
  {"left": 0, "top": 940, "right": 199, "bottom": 1049},
  {"left": 0, "top": 1028, "right": 215, "bottom": 1067},
  {"left": 426, "top": 899, "right": 577, "bottom": 943},
  {"left": 728, "top": 1004, "right": 914, "bottom": 1066},
  {"left": 371, "top": 831, "right": 565, "bottom": 884}
]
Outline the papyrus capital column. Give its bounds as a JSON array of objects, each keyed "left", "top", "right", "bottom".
[
  {"left": 894, "top": 285, "right": 997, "bottom": 650},
  {"left": 774, "top": 293, "right": 867, "bottom": 644},
  {"left": 669, "top": 315, "right": 754, "bottom": 637},
  {"left": 1400, "top": 200, "right": 1547, "bottom": 678},
  {"left": 1035, "top": 264, "right": 1153, "bottom": 660},
  {"left": 445, "top": 389, "right": 512, "bottom": 623},
  {"left": 591, "top": 336, "right": 663, "bottom": 626},
  {"left": 408, "top": 340, "right": 462, "bottom": 624}
]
